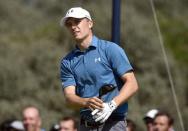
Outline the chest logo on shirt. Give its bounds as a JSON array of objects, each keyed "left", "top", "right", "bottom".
[{"left": 95, "top": 57, "right": 101, "bottom": 63}]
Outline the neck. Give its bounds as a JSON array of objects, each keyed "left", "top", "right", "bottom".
[{"left": 76, "top": 33, "right": 93, "bottom": 51}]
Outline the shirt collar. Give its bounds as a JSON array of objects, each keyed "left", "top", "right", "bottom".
[
  {"left": 74, "top": 35, "right": 98, "bottom": 53},
  {"left": 90, "top": 35, "right": 98, "bottom": 48}
]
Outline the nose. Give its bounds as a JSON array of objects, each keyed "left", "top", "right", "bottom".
[
  {"left": 24, "top": 120, "right": 28, "bottom": 124},
  {"left": 153, "top": 125, "right": 159, "bottom": 131},
  {"left": 24, "top": 119, "right": 31, "bottom": 124},
  {"left": 71, "top": 24, "right": 77, "bottom": 30}
]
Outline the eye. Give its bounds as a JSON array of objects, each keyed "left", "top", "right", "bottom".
[
  {"left": 65, "top": 22, "right": 72, "bottom": 27},
  {"left": 74, "top": 19, "right": 82, "bottom": 24},
  {"left": 65, "top": 18, "right": 83, "bottom": 27}
]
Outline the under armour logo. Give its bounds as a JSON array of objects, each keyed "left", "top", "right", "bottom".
[{"left": 95, "top": 57, "right": 101, "bottom": 63}]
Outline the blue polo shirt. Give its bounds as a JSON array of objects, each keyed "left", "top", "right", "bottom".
[{"left": 60, "top": 35, "right": 133, "bottom": 117}]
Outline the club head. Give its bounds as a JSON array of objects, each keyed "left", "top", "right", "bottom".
[{"left": 99, "top": 84, "right": 116, "bottom": 99}]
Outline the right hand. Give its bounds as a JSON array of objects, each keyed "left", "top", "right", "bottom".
[{"left": 85, "top": 97, "right": 104, "bottom": 111}]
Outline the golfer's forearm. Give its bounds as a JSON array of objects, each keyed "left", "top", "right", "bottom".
[
  {"left": 65, "top": 94, "right": 89, "bottom": 109},
  {"left": 113, "top": 77, "right": 138, "bottom": 106}
]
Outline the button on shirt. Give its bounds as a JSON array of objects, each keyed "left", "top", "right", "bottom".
[{"left": 60, "top": 36, "right": 133, "bottom": 116}]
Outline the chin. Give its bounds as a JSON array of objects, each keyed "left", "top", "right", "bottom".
[{"left": 74, "top": 36, "right": 83, "bottom": 41}]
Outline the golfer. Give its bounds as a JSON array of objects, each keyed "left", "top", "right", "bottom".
[{"left": 60, "top": 7, "right": 138, "bottom": 131}]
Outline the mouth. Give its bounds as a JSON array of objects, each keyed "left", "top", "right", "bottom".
[{"left": 73, "top": 31, "right": 80, "bottom": 36}]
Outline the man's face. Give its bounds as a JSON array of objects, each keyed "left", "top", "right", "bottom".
[
  {"left": 65, "top": 18, "right": 93, "bottom": 41},
  {"left": 144, "top": 118, "right": 154, "bottom": 131},
  {"left": 23, "top": 108, "right": 41, "bottom": 131},
  {"left": 146, "top": 123, "right": 154, "bottom": 131},
  {"left": 126, "top": 126, "right": 132, "bottom": 131},
  {"left": 60, "top": 120, "right": 76, "bottom": 131},
  {"left": 153, "top": 116, "right": 171, "bottom": 131}
]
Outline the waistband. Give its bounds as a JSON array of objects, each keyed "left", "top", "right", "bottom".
[{"left": 80, "top": 115, "right": 125, "bottom": 128}]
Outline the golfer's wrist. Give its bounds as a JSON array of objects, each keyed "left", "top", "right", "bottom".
[
  {"left": 82, "top": 98, "right": 90, "bottom": 108},
  {"left": 112, "top": 98, "right": 120, "bottom": 107}
]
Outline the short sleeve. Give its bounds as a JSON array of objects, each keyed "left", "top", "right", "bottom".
[
  {"left": 60, "top": 59, "right": 76, "bottom": 88},
  {"left": 106, "top": 43, "right": 133, "bottom": 76}
]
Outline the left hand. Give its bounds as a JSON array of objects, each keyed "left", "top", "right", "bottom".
[
  {"left": 91, "top": 100, "right": 117, "bottom": 123},
  {"left": 85, "top": 97, "right": 104, "bottom": 110}
]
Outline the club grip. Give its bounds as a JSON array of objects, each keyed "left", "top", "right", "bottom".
[{"left": 99, "top": 84, "right": 116, "bottom": 99}]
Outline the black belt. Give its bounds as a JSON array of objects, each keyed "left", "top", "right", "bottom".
[
  {"left": 80, "top": 118, "right": 103, "bottom": 128},
  {"left": 80, "top": 115, "right": 125, "bottom": 128}
]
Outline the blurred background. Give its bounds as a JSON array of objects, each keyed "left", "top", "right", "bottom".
[{"left": 0, "top": 0, "right": 187, "bottom": 130}]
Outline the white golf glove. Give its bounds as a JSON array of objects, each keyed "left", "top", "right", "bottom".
[{"left": 91, "top": 100, "right": 117, "bottom": 123}]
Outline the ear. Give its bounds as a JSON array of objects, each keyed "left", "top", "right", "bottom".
[
  {"left": 38, "top": 117, "right": 42, "bottom": 127},
  {"left": 89, "top": 21, "right": 93, "bottom": 29}
]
